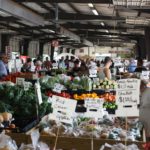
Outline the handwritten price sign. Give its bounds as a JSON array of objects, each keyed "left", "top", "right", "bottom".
[{"left": 116, "top": 79, "right": 140, "bottom": 117}]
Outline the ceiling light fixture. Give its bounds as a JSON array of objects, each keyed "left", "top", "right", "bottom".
[
  {"left": 92, "top": 9, "right": 99, "bottom": 16},
  {"left": 106, "top": 30, "right": 109, "bottom": 33},
  {"left": 101, "top": 22, "right": 105, "bottom": 26},
  {"left": 88, "top": 3, "right": 94, "bottom": 7},
  {"left": 48, "top": 29, "right": 55, "bottom": 33}
]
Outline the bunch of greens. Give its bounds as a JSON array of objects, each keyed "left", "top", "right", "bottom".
[{"left": 0, "top": 84, "right": 52, "bottom": 119}]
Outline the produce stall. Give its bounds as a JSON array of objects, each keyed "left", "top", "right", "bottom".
[{"left": 0, "top": 73, "right": 146, "bottom": 150}]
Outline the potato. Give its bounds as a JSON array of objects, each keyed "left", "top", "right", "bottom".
[
  {"left": 0, "top": 115, "right": 4, "bottom": 123},
  {"left": 2, "top": 112, "right": 12, "bottom": 121}
]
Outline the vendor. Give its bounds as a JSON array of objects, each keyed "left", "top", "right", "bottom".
[
  {"left": 139, "top": 80, "right": 150, "bottom": 141},
  {"left": 98, "top": 57, "right": 112, "bottom": 80},
  {"left": 134, "top": 58, "right": 147, "bottom": 73},
  {"left": 0, "top": 54, "right": 9, "bottom": 78}
]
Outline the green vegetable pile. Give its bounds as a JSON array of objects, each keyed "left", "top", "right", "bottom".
[{"left": 0, "top": 84, "right": 52, "bottom": 119}]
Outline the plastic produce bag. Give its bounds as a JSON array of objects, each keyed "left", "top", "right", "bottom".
[
  {"left": 99, "top": 143, "right": 140, "bottom": 150},
  {"left": 0, "top": 131, "right": 18, "bottom": 150},
  {"left": 19, "top": 130, "right": 50, "bottom": 150}
]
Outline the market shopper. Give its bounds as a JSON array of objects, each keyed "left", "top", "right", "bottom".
[
  {"left": 78, "top": 61, "right": 89, "bottom": 76},
  {"left": 21, "top": 58, "right": 32, "bottom": 72},
  {"left": 43, "top": 57, "right": 51, "bottom": 70},
  {"left": 0, "top": 54, "right": 9, "bottom": 78},
  {"left": 58, "top": 57, "right": 66, "bottom": 69},
  {"left": 128, "top": 58, "right": 136, "bottom": 73},
  {"left": 134, "top": 58, "right": 147, "bottom": 73},
  {"left": 98, "top": 57, "right": 112, "bottom": 80}
]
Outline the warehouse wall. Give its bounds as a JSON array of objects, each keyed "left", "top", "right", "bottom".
[
  {"left": 75, "top": 46, "right": 131, "bottom": 57},
  {"left": 43, "top": 43, "right": 51, "bottom": 55},
  {"left": 28, "top": 41, "right": 39, "bottom": 58},
  {"left": 75, "top": 47, "right": 96, "bottom": 57},
  {"left": 9, "top": 36, "right": 20, "bottom": 52}
]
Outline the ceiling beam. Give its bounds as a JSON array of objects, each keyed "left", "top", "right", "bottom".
[
  {"left": 62, "top": 22, "right": 145, "bottom": 31},
  {"left": 75, "top": 30, "right": 142, "bottom": 38},
  {"left": 44, "top": 12, "right": 125, "bottom": 21},
  {"left": 36, "top": 2, "right": 51, "bottom": 13},
  {"left": 115, "top": 6, "right": 150, "bottom": 10},
  {"left": 0, "top": 22, "right": 31, "bottom": 35},
  {"left": 68, "top": 3, "right": 80, "bottom": 13},
  {"left": 0, "top": 0, "right": 45, "bottom": 25},
  {"left": 15, "top": 0, "right": 112, "bottom": 4}
]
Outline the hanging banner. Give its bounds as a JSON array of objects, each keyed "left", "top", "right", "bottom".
[
  {"left": 52, "top": 96, "right": 77, "bottom": 124},
  {"left": 52, "top": 40, "right": 59, "bottom": 47},
  {"left": 116, "top": 79, "right": 140, "bottom": 117}
]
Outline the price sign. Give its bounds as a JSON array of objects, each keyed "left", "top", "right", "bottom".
[
  {"left": 52, "top": 96, "right": 77, "bottom": 124},
  {"left": 84, "top": 98, "right": 104, "bottom": 118},
  {"left": 89, "top": 69, "right": 97, "bottom": 78},
  {"left": 35, "top": 82, "right": 43, "bottom": 105},
  {"left": 53, "top": 83, "right": 64, "bottom": 93},
  {"left": 69, "top": 62, "right": 74, "bottom": 68},
  {"left": 52, "top": 63, "right": 58, "bottom": 69},
  {"left": 16, "top": 77, "right": 25, "bottom": 86},
  {"left": 141, "top": 71, "right": 150, "bottom": 80},
  {"left": 23, "top": 81, "right": 31, "bottom": 91},
  {"left": 116, "top": 79, "right": 140, "bottom": 117}
]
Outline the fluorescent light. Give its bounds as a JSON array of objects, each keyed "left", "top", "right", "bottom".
[
  {"left": 88, "top": 3, "right": 94, "bottom": 7},
  {"left": 106, "top": 30, "right": 109, "bottom": 33},
  {"left": 92, "top": 9, "right": 99, "bottom": 16},
  {"left": 101, "top": 22, "right": 105, "bottom": 26},
  {"left": 48, "top": 29, "right": 55, "bottom": 33}
]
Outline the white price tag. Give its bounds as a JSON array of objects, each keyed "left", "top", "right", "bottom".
[
  {"left": 23, "top": 81, "right": 30, "bottom": 91},
  {"left": 141, "top": 71, "right": 150, "bottom": 80},
  {"left": 16, "top": 77, "right": 25, "bottom": 86},
  {"left": 35, "top": 82, "right": 43, "bottom": 105},
  {"left": 84, "top": 98, "right": 104, "bottom": 118},
  {"left": 69, "top": 62, "right": 74, "bottom": 68},
  {"left": 53, "top": 83, "right": 64, "bottom": 93},
  {"left": 116, "top": 79, "right": 140, "bottom": 117},
  {"left": 52, "top": 63, "right": 58, "bottom": 69},
  {"left": 89, "top": 69, "right": 97, "bottom": 78},
  {"left": 51, "top": 96, "right": 77, "bottom": 124}
]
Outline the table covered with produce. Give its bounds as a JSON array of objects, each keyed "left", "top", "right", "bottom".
[{"left": 0, "top": 73, "right": 147, "bottom": 150}]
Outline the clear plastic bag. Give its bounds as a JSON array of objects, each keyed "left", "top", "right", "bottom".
[
  {"left": 0, "top": 131, "right": 18, "bottom": 150},
  {"left": 19, "top": 130, "right": 50, "bottom": 150}
]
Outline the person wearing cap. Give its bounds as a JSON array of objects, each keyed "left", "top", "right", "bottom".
[{"left": 0, "top": 54, "right": 9, "bottom": 78}]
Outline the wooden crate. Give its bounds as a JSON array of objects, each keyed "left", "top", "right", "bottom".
[{"left": 8, "top": 133, "right": 145, "bottom": 150}]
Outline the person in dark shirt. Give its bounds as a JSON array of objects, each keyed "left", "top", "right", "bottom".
[{"left": 134, "top": 58, "right": 147, "bottom": 73}]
